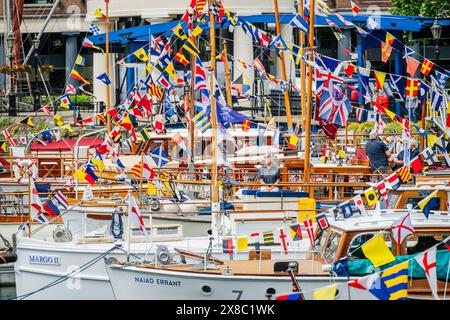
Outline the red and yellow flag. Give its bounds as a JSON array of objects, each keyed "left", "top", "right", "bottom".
[{"left": 70, "top": 69, "right": 90, "bottom": 85}]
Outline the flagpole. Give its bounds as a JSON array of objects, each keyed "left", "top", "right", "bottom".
[
  {"left": 420, "top": 98, "right": 426, "bottom": 152},
  {"left": 222, "top": 41, "right": 233, "bottom": 107},
  {"left": 127, "top": 190, "right": 131, "bottom": 262},
  {"left": 28, "top": 172, "right": 31, "bottom": 238},
  {"left": 303, "top": 0, "right": 315, "bottom": 191},
  {"left": 188, "top": 13, "right": 197, "bottom": 176},
  {"left": 105, "top": 0, "right": 111, "bottom": 134},
  {"left": 209, "top": 0, "right": 220, "bottom": 238},
  {"left": 273, "top": 0, "right": 293, "bottom": 133},
  {"left": 299, "top": 0, "right": 307, "bottom": 131},
  {"left": 139, "top": 153, "right": 144, "bottom": 205}
]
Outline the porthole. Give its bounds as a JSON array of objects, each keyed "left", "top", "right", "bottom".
[
  {"left": 201, "top": 285, "right": 213, "bottom": 296},
  {"left": 266, "top": 288, "right": 276, "bottom": 295}
]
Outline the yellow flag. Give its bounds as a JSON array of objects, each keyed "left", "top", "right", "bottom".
[
  {"left": 165, "top": 62, "right": 179, "bottom": 82},
  {"left": 338, "top": 150, "right": 347, "bottom": 159},
  {"left": 237, "top": 237, "right": 248, "bottom": 251},
  {"left": 385, "top": 32, "right": 395, "bottom": 47},
  {"left": 134, "top": 47, "right": 148, "bottom": 62},
  {"left": 94, "top": 8, "right": 107, "bottom": 19},
  {"left": 191, "top": 25, "right": 203, "bottom": 37},
  {"left": 427, "top": 134, "right": 439, "bottom": 148},
  {"left": 54, "top": 114, "right": 64, "bottom": 126},
  {"left": 313, "top": 284, "right": 338, "bottom": 300},
  {"left": 60, "top": 102, "right": 70, "bottom": 110},
  {"left": 73, "top": 168, "right": 87, "bottom": 183},
  {"left": 146, "top": 64, "right": 153, "bottom": 75},
  {"left": 289, "top": 135, "right": 299, "bottom": 148},
  {"left": 364, "top": 187, "right": 378, "bottom": 206},
  {"left": 147, "top": 183, "right": 157, "bottom": 196},
  {"left": 173, "top": 23, "right": 187, "bottom": 40},
  {"left": 361, "top": 234, "right": 395, "bottom": 267},
  {"left": 384, "top": 108, "right": 397, "bottom": 121},
  {"left": 61, "top": 124, "right": 73, "bottom": 133},
  {"left": 92, "top": 157, "right": 105, "bottom": 172}
]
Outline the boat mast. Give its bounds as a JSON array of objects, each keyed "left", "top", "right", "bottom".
[
  {"left": 298, "top": 0, "right": 307, "bottom": 130},
  {"left": 208, "top": 0, "right": 220, "bottom": 237},
  {"left": 5, "top": 0, "right": 12, "bottom": 94},
  {"left": 188, "top": 11, "right": 197, "bottom": 175},
  {"left": 273, "top": 0, "right": 293, "bottom": 133},
  {"left": 105, "top": 0, "right": 111, "bottom": 133},
  {"left": 222, "top": 40, "right": 233, "bottom": 107},
  {"left": 303, "top": 0, "right": 315, "bottom": 189}
]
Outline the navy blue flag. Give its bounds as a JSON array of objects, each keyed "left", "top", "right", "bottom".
[
  {"left": 97, "top": 72, "right": 111, "bottom": 85},
  {"left": 213, "top": 75, "right": 248, "bottom": 127},
  {"left": 332, "top": 258, "right": 348, "bottom": 277},
  {"left": 341, "top": 202, "right": 353, "bottom": 218}
]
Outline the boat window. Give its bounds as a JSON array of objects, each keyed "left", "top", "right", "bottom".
[
  {"left": 314, "top": 228, "right": 328, "bottom": 253},
  {"left": 387, "top": 193, "right": 399, "bottom": 208},
  {"left": 405, "top": 233, "right": 449, "bottom": 255},
  {"left": 405, "top": 197, "right": 440, "bottom": 210},
  {"left": 347, "top": 232, "right": 393, "bottom": 260},
  {"left": 322, "top": 231, "right": 342, "bottom": 262}
]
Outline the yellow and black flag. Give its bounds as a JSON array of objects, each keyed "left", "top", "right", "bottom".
[
  {"left": 173, "top": 23, "right": 187, "bottom": 40},
  {"left": 263, "top": 231, "right": 274, "bottom": 245},
  {"left": 19, "top": 116, "right": 34, "bottom": 127}
]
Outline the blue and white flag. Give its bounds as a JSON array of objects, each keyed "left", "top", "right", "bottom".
[
  {"left": 151, "top": 146, "right": 169, "bottom": 168},
  {"left": 289, "top": 14, "right": 309, "bottom": 34},
  {"left": 403, "top": 46, "right": 414, "bottom": 59},
  {"left": 431, "top": 91, "right": 444, "bottom": 111},
  {"left": 419, "top": 81, "right": 430, "bottom": 101},
  {"left": 270, "top": 34, "right": 287, "bottom": 50},
  {"left": 97, "top": 72, "right": 111, "bottom": 85},
  {"left": 89, "top": 23, "right": 101, "bottom": 35},
  {"left": 434, "top": 70, "right": 449, "bottom": 90}
]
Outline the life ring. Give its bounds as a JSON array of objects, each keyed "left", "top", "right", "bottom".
[
  {"left": 13, "top": 160, "right": 38, "bottom": 184},
  {"left": 150, "top": 199, "right": 161, "bottom": 211}
]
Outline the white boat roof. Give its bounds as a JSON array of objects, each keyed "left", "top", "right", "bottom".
[{"left": 330, "top": 211, "right": 450, "bottom": 232}]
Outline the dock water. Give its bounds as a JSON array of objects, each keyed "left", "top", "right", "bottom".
[{"left": 0, "top": 264, "right": 15, "bottom": 299}]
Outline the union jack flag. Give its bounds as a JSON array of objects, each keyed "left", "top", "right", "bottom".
[{"left": 195, "top": 57, "right": 207, "bottom": 91}]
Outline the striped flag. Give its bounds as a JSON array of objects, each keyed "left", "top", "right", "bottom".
[
  {"left": 53, "top": 190, "right": 69, "bottom": 209},
  {"left": 289, "top": 14, "right": 309, "bottom": 34},
  {"left": 131, "top": 161, "right": 143, "bottom": 178},
  {"left": 192, "top": 110, "right": 211, "bottom": 133},
  {"left": 70, "top": 69, "right": 91, "bottom": 85},
  {"left": 138, "top": 128, "right": 151, "bottom": 143},
  {"left": 397, "top": 166, "right": 412, "bottom": 183}
]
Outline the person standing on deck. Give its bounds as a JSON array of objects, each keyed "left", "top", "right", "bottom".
[
  {"left": 365, "top": 130, "right": 393, "bottom": 174},
  {"left": 257, "top": 153, "right": 281, "bottom": 192}
]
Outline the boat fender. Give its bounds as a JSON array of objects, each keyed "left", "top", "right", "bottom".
[
  {"left": 111, "top": 210, "right": 124, "bottom": 240},
  {"left": 13, "top": 160, "right": 38, "bottom": 184},
  {"left": 322, "top": 264, "right": 332, "bottom": 273},
  {"left": 150, "top": 199, "right": 161, "bottom": 211}
]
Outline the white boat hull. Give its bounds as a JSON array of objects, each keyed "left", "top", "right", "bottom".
[
  {"left": 106, "top": 264, "right": 376, "bottom": 300},
  {"left": 14, "top": 234, "right": 310, "bottom": 300}
]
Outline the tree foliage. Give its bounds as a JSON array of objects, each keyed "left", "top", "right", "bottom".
[{"left": 389, "top": 0, "right": 450, "bottom": 18}]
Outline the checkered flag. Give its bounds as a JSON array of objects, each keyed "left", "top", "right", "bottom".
[{"left": 89, "top": 24, "right": 101, "bottom": 35}]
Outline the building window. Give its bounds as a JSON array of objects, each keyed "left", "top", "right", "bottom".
[{"left": 24, "top": 0, "right": 52, "bottom": 5}]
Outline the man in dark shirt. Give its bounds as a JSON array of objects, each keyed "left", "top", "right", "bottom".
[
  {"left": 365, "top": 130, "right": 393, "bottom": 174},
  {"left": 257, "top": 153, "right": 281, "bottom": 192},
  {"left": 393, "top": 138, "right": 420, "bottom": 170}
]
